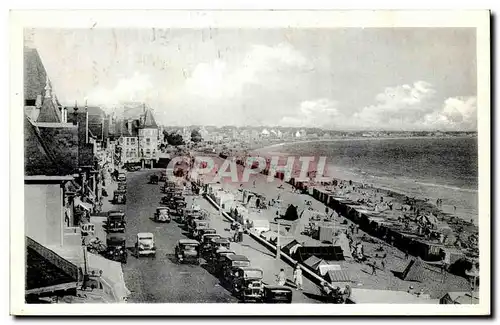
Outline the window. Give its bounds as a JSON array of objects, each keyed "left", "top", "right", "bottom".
[
  {"left": 146, "top": 149, "right": 151, "bottom": 156},
  {"left": 146, "top": 138, "right": 151, "bottom": 146},
  {"left": 126, "top": 138, "right": 130, "bottom": 145},
  {"left": 130, "top": 138, "right": 136, "bottom": 145}
]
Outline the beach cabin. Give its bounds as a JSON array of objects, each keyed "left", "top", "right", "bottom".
[{"left": 217, "top": 192, "right": 235, "bottom": 212}]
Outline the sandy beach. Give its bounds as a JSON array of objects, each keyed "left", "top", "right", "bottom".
[{"left": 192, "top": 151, "right": 475, "bottom": 299}]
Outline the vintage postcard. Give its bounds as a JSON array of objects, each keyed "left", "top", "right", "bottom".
[{"left": 10, "top": 10, "right": 490, "bottom": 316}]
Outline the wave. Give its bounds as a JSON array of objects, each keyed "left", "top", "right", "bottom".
[{"left": 412, "top": 181, "right": 478, "bottom": 193}]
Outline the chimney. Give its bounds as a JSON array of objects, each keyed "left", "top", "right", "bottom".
[
  {"left": 72, "top": 101, "right": 79, "bottom": 125},
  {"left": 128, "top": 119, "right": 133, "bottom": 135},
  {"left": 85, "top": 99, "right": 89, "bottom": 144}
]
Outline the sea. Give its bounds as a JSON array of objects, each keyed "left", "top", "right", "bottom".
[{"left": 257, "top": 137, "right": 479, "bottom": 222}]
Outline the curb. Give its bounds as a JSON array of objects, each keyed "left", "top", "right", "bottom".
[{"left": 203, "top": 194, "right": 327, "bottom": 286}]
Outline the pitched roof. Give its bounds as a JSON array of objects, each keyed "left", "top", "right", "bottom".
[
  {"left": 24, "top": 47, "right": 47, "bottom": 101},
  {"left": 141, "top": 108, "right": 158, "bottom": 128},
  {"left": 24, "top": 117, "right": 62, "bottom": 176},
  {"left": 36, "top": 97, "right": 61, "bottom": 123}
]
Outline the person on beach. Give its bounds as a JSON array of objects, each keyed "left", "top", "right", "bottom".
[
  {"left": 293, "top": 265, "right": 303, "bottom": 291},
  {"left": 276, "top": 269, "right": 286, "bottom": 286},
  {"left": 237, "top": 224, "right": 244, "bottom": 242},
  {"left": 371, "top": 262, "right": 377, "bottom": 275}
]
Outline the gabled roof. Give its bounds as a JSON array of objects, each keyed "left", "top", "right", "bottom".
[
  {"left": 36, "top": 97, "right": 61, "bottom": 123},
  {"left": 24, "top": 47, "right": 47, "bottom": 101},
  {"left": 36, "top": 122, "right": 79, "bottom": 173},
  {"left": 24, "top": 116, "right": 61, "bottom": 176},
  {"left": 141, "top": 108, "right": 158, "bottom": 128}
]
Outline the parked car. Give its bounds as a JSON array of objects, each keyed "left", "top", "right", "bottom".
[
  {"left": 117, "top": 182, "right": 127, "bottom": 191},
  {"left": 262, "top": 286, "right": 293, "bottom": 303},
  {"left": 210, "top": 237, "right": 231, "bottom": 259},
  {"left": 149, "top": 175, "right": 159, "bottom": 184},
  {"left": 117, "top": 173, "right": 126, "bottom": 182},
  {"left": 105, "top": 211, "right": 126, "bottom": 233},
  {"left": 190, "top": 220, "right": 210, "bottom": 238},
  {"left": 221, "top": 254, "right": 251, "bottom": 281},
  {"left": 162, "top": 181, "right": 177, "bottom": 193},
  {"left": 113, "top": 190, "right": 127, "bottom": 204},
  {"left": 195, "top": 228, "right": 216, "bottom": 242},
  {"left": 200, "top": 233, "right": 221, "bottom": 257},
  {"left": 211, "top": 249, "right": 236, "bottom": 275},
  {"left": 232, "top": 267, "right": 264, "bottom": 302},
  {"left": 105, "top": 234, "right": 128, "bottom": 263},
  {"left": 175, "top": 239, "right": 201, "bottom": 264},
  {"left": 135, "top": 232, "right": 156, "bottom": 257},
  {"left": 154, "top": 207, "right": 171, "bottom": 223}
]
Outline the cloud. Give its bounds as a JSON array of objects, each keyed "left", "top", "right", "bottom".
[
  {"left": 349, "top": 81, "right": 476, "bottom": 130},
  {"left": 280, "top": 99, "right": 339, "bottom": 127},
  {"left": 423, "top": 96, "right": 477, "bottom": 130},
  {"left": 86, "top": 72, "right": 155, "bottom": 110},
  {"left": 354, "top": 81, "right": 437, "bottom": 128},
  {"left": 183, "top": 42, "right": 312, "bottom": 100}
]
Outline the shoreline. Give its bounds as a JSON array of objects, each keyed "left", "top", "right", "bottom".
[
  {"left": 246, "top": 137, "right": 478, "bottom": 224},
  {"left": 253, "top": 135, "right": 477, "bottom": 152}
]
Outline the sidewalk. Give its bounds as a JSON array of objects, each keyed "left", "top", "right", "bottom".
[{"left": 190, "top": 195, "right": 323, "bottom": 303}]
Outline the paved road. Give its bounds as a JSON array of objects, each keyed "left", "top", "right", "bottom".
[
  {"left": 121, "top": 169, "right": 323, "bottom": 303},
  {"left": 122, "top": 169, "right": 237, "bottom": 303}
]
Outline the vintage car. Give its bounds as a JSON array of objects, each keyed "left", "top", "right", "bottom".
[
  {"left": 231, "top": 267, "right": 264, "bottom": 302},
  {"left": 175, "top": 239, "right": 201, "bottom": 264},
  {"left": 117, "top": 173, "right": 126, "bottom": 182},
  {"left": 117, "top": 182, "right": 127, "bottom": 191},
  {"left": 190, "top": 220, "right": 210, "bottom": 238},
  {"left": 113, "top": 190, "right": 127, "bottom": 204},
  {"left": 154, "top": 207, "right": 171, "bottom": 223},
  {"left": 211, "top": 249, "right": 236, "bottom": 274},
  {"left": 126, "top": 165, "right": 141, "bottom": 172},
  {"left": 149, "top": 174, "right": 159, "bottom": 184},
  {"left": 162, "top": 181, "right": 178, "bottom": 193},
  {"left": 181, "top": 206, "right": 201, "bottom": 222},
  {"left": 135, "top": 232, "right": 156, "bottom": 257},
  {"left": 106, "top": 211, "right": 126, "bottom": 233},
  {"left": 105, "top": 234, "right": 128, "bottom": 263},
  {"left": 262, "top": 286, "right": 293, "bottom": 303},
  {"left": 185, "top": 212, "right": 205, "bottom": 229},
  {"left": 200, "top": 233, "right": 221, "bottom": 257},
  {"left": 210, "top": 237, "right": 231, "bottom": 257},
  {"left": 221, "top": 255, "right": 251, "bottom": 282},
  {"left": 195, "top": 228, "right": 216, "bottom": 242}
]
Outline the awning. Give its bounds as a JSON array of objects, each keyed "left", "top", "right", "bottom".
[{"left": 74, "top": 197, "right": 93, "bottom": 211}]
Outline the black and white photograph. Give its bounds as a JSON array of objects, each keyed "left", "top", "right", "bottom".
[{"left": 10, "top": 10, "right": 490, "bottom": 316}]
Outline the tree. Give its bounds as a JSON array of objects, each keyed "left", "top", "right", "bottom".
[
  {"left": 164, "top": 131, "right": 185, "bottom": 146},
  {"left": 191, "top": 129, "right": 203, "bottom": 143}
]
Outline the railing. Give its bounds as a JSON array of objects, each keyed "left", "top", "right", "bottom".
[
  {"left": 26, "top": 237, "right": 79, "bottom": 281},
  {"left": 203, "top": 195, "right": 327, "bottom": 286}
]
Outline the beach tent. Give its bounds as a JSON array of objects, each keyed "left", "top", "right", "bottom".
[
  {"left": 325, "top": 268, "right": 351, "bottom": 282},
  {"left": 401, "top": 258, "right": 426, "bottom": 282},
  {"left": 303, "top": 255, "right": 323, "bottom": 270},
  {"left": 333, "top": 232, "right": 353, "bottom": 259},
  {"left": 296, "top": 246, "right": 345, "bottom": 262},
  {"left": 282, "top": 239, "right": 302, "bottom": 256}
]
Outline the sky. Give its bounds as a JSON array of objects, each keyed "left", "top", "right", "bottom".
[{"left": 26, "top": 28, "right": 477, "bottom": 131}]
